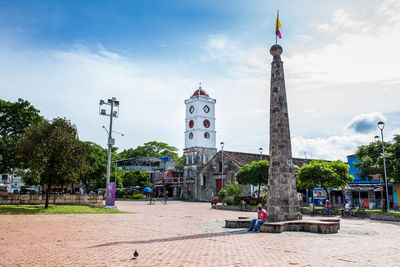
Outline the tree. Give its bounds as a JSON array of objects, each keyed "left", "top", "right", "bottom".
[
  {"left": 236, "top": 160, "right": 269, "bottom": 200},
  {"left": 78, "top": 142, "right": 124, "bottom": 192},
  {"left": 119, "top": 141, "right": 180, "bottom": 162},
  {"left": 354, "top": 136, "right": 400, "bottom": 182},
  {"left": 77, "top": 142, "right": 107, "bottom": 193},
  {"left": 121, "top": 170, "right": 149, "bottom": 188},
  {"left": 18, "top": 118, "right": 87, "bottom": 208},
  {"left": 297, "top": 160, "right": 353, "bottom": 200},
  {"left": 0, "top": 98, "right": 42, "bottom": 173},
  {"left": 175, "top": 156, "right": 184, "bottom": 170}
]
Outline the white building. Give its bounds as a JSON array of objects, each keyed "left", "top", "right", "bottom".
[{"left": 183, "top": 84, "right": 217, "bottom": 199}]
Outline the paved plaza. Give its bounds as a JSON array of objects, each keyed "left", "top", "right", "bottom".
[{"left": 0, "top": 201, "right": 399, "bottom": 267}]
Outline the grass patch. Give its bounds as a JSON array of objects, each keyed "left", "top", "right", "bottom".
[
  {"left": 0, "top": 205, "right": 131, "bottom": 215},
  {"left": 364, "top": 209, "right": 400, "bottom": 216}
]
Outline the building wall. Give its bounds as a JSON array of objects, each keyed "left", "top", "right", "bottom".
[
  {"left": 196, "top": 153, "right": 251, "bottom": 201},
  {"left": 347, "top": 155, "right": 362, "bottom": 181},
  {"left": 183, "top": 147, "right": 217, "bottom": 199},
  {"left": 393, "top": 183, "right": 400, "bottom": 210}
]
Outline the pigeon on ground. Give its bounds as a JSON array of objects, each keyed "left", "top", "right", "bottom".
[{"left": 133, "top": 250, "right": 139, "bottom": 259}]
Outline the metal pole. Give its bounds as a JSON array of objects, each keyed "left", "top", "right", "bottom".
[
  {"left": 380, "top": 128, "right": 390, "bottom": 212},
  {"left": 221, "top": 148, "right": 224, "bottom": 186},
  {"left": 105, "top": 102, "right": 114, "bottom": 203}
]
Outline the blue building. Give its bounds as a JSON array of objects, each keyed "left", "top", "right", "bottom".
[{"left": 346, "top": 154, "right": 396, "bottom": 209}]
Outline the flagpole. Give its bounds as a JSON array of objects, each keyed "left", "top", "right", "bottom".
[{"left": 275, "top": 10, "right": 279, "bottom": 45}]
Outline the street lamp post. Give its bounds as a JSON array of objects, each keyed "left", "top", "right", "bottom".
[
  {"left": 377, "top": 121, "right": 390, "bottom": 212},
  {"left": 374, "top": 135, "right": 384, "bottom": 204},
  {"left": 220, "top": 142, "right": 224, "bottom": 186},
  {"left": 258, "top": 147, "right": 263, "bottom": 196},
  {"left": 99, "top": 97, "right": 120, "bottom": 208}
]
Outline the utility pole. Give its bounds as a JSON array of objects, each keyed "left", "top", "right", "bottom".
[{"left": 99, "top": 97, "right": 120, "bottom": 208}]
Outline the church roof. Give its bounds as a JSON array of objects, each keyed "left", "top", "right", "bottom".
[
  {"left": 199, "top": 150, "right": 317, "bottom": 173},
  {"left": 192, "top": 88, "right": 209, "bottom": 97},
  {"left": 222, "top": 151, "right": 311, "bottom": 167}
]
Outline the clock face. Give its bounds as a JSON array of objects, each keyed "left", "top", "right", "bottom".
[
  {"left": 203, "top": 105, "right": 210, "bottom": 113},
  {"left": 189, "top": 120, "right": 194, "bottom": 128},
  {"left": 189, "top": 132, "right": 193, "bottom": 139},
  {"left": 203, "top": 119, "right": 210, "bottom": 128},
  {"left": 189, "top": 106, "right": 195, "bottom": 114},
  {"left": 204, "top": 132, "right": 210, "bottom": 139}
]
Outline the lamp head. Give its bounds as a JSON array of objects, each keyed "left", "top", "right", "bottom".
[
  {"left": 374, "top": 135, "right": 380, "bottom": 142},
  {"left": 259, "top": 147, "right": 263, "bottom": 153},
  {"left": 220, "top": 142, "right": 224, "bottom": 149},
  {"left": 377, "top": 121, "right": 385, "bottom": 130}
]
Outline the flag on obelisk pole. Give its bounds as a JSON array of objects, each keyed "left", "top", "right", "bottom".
[{"left": 275, "top": 10, "right": 282, "bottom": 44}]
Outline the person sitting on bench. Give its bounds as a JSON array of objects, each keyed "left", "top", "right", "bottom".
[{"left": 248, "top": 203, "right": 269, "bottom": 232}]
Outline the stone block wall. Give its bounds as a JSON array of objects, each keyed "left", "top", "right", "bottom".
[{"left": 0, "top": 194, "right": 104, "bottom": 207}]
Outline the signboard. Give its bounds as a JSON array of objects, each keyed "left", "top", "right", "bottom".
[
  {"left": 313, "top": 190, "right": 327, "bottom": 199},
  {"left": 105, "top": 182, "right": 116, "bottom": 207}
]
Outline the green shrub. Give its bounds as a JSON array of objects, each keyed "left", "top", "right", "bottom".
[
  {"left": 225, "top": 183, "right": 243, "bottom": 198},
  {"left": 131, "top": 193, "right": 146, "bottom": 199},
  {"left": 233, "top": 196, "right": 241, "bottom": 205},
  {"left": 218, "top": 189, "right": 227, "bottom": 201}
]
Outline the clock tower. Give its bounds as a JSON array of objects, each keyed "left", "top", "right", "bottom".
[{"left": 183, "top": 84, "right": 217, "bottom": 199}]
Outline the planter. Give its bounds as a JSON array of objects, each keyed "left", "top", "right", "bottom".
[
  {"left": 216, "top": 205, "right": 258, "bottom": 212},
  {"left": 369, "top": 213, "right": 400, "bottom": 222}
]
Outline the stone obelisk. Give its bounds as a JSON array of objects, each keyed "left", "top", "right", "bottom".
[{"left": 266, "top": 44, "right": 302, "bottom": 222}]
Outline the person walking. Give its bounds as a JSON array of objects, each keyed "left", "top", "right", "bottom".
[{"left": 248, "top": 203, "right": 269, "bottom": 232}]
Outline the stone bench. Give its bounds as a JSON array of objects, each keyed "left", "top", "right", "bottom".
[
  {"left": 225, "top": 217, "right": 340, "bottom": 234},
  {"left": 318, "top": 218, "right": 340, "bottom": 229},
  {"left": 260, "top": 220, "right": 339, "bottom": 234},
  {"left": 225, "top": 218, "right": 252, "bottom": 228}
]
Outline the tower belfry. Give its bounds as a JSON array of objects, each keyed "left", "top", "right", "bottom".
[
  {"left": 266, "top": 45, "right": 302, "bottom": 222},
  {"left": 183, "top": 84, "right": 217, "bottom": 199}
]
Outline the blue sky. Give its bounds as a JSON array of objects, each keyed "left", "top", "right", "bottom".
[{"left": 1, "top": 0, "right": 400, "bottom": 160}]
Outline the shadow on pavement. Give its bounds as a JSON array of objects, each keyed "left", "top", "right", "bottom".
[{"left": 89, "top": 229, "right": 248, "bottom": 248}]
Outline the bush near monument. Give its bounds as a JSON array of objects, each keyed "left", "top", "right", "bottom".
[
  {"left": 224, "top": 183, "right": 243, "bottom": 205},
  {"left": 236, "top": 160, "right": 269, "bottom": 201}
]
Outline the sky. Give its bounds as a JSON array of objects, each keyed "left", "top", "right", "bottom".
[{"left": 1, "top": 0, "right": 399, "bottom": 161}]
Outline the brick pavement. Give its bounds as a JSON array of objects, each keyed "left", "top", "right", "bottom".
[{"left": 0, "top": 201, "right": 399, "bottom": 266}]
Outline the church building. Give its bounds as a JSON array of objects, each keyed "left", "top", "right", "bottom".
[{"left": 182, "top": 84, "right": 310, "bottom": 201}]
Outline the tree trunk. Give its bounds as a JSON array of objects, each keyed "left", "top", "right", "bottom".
[
  {"left": 45, "top": 177, "right": 51, "bottom": 209},
  {"left": 257, "top": 182, "right": 261, "bottom": 201}
]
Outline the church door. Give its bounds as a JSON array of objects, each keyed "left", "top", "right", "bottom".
[{"left": 216, "top": 179, "right": 223, "bottom": 195}]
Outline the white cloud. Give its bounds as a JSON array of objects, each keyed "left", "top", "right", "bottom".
[
  {"left": 292, "top": 134, "right": 372, "bottom": 162},
  {"left": 292, "top": 112, "right": 398, "bottom": 162},
  {"left": 346, "top": 112, "right": 386, "bottom": 134},
  {"left": 0, "top": 45, "right": 196, "bottom": 153},
  {"left": 287, "top": 0, "right": 400, "bottom": 86}
]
